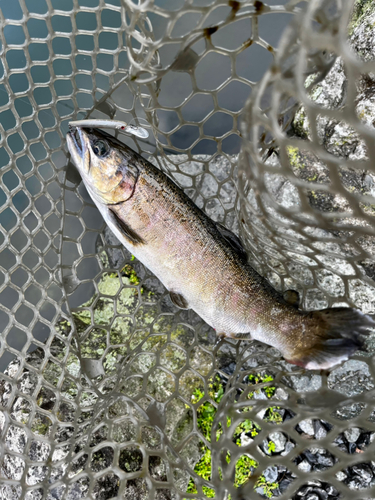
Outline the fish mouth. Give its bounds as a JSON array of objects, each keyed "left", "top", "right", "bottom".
[
  {"left": 69, "top": 126, "right": 83, "bottom": 155},
  {"left": 67, "top": 126, "right": 90, "bottom": 173}
]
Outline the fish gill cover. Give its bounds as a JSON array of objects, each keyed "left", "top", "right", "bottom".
[{"left": 0, "top": 0, "right": 375, "bottom": 499}]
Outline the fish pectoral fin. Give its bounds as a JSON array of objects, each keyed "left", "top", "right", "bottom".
[
  {"left": 169, "top": 291, "right": 189, "bottom": 309},
  {"left": 216, "top": 222, "right": 247, "bottom": 263},
  {"left": 283, "top": 289, "right": 300, "bottom": 308},
  {"left": 108, "top": 208, "right": 145, "bottom": 246}
]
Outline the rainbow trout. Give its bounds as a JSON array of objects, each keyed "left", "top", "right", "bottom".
[{"left": 67, "top": 127, "right": 374, "bottom": 370}]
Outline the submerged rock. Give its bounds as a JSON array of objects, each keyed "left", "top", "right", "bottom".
[{"left": 328, "top": 359, "right": 374, "bottom": 396}]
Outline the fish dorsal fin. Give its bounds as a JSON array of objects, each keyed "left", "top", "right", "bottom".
[
  {"left": 170, "top": 291, "right": 189, "bottom": 309},
  {"left": 283, "top": 289, "right": 300, "bottom": 308},
  {"left": 216, "top": 223, "right": 247, "bottom": 263}
]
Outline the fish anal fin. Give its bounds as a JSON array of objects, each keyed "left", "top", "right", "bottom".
[
  {"left": 170, "top": 291, "right": 189, "bottom": 309},
  {"left": 283, "top": 289, "right": 300, "bottom": 308},
  {"left": 216, "top": 223, "right": 247, "bottom": 263},
  {"left": 109, "top": 208, "right": 145, "bottom": 246}
]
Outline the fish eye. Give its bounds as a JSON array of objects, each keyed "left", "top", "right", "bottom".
[{"left": 92, "top": 140, "right": 109, "bottom": 157}]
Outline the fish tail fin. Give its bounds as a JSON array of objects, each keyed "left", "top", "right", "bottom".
[{"left": 286, "top": 308, "right": 374, "bottom": 370}]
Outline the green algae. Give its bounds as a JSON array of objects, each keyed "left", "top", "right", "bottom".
[
  {"left": 349, "top": 0, "right": 375, "bottom": 35},
  {"left": 287, "top": 145, "right": 305, "bottom": 171},
  {"left": 186, "top": 374, "right": 281, "bottom": 498}
]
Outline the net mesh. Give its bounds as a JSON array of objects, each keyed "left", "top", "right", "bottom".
[{"left": 0, "top": 1, "right": 375, "bottom": 499}]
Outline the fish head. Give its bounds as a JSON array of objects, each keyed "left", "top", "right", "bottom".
[{"left": 66, "top": 127, "right": 139, "bottom": 204}]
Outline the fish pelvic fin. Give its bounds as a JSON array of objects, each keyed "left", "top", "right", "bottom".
[{"left": 287, "top": 307, "right": 375, "bottom": 370}]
